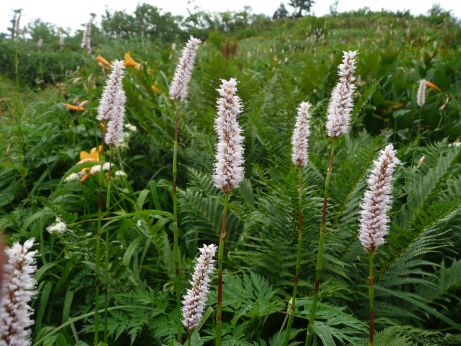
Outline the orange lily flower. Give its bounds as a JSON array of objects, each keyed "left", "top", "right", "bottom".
[
  {"left": 96, "top": 55, "right": 111, "bottom": 69},
  {"left": 151, "top": 84, "right": 160, "bottom": 94},
  {"left": 64, "top": 103, "right": 87, "bottom": 112},
  {"left": 425, "top": 81, "right": 441, "bottom": 92},
  {"left": 78, "top": 145, "right": 102, "bottom": 165},
  {"left": 78, "top": 145, "right": 102, "bottom": 183},
  {"left": 124, "top": 52, "right": 142, "bottom": 70}
]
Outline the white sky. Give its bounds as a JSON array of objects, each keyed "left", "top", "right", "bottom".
[{"left": 1, "top": 0, "right": 460, "bottom": 34}]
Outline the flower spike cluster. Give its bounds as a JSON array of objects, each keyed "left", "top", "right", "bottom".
[
  {"left": 97, "top": 60, "right": 127, "bottom": 146},
  {"left": 326, "top": 50, "right": 357, "bottom": 138},
  {"left": 80, "top": 19, "right": 92, "bottom": 53},
  {"left": 417, "top": 79, "right": 426, "bottom": 107},
  {"left": 0, "top": 239, "right": 37, "bottom": 346},
  {"left": 213, "top": 78, "right": 245, "bottom": 192},
  {"left": 291, "top": 101, "right": 312, "bottom": 167},
  {"left": 359, "top": 144, "right": 400, "bottom": 252},
  {"left": 169, "top": 36, "right": 201, "bottom": 102},
  {"left": 105, "top": 89, "right": 127, "bottom": 146},
  {"left": 182, "top": 244, "right": 217, "bottom": 331}
]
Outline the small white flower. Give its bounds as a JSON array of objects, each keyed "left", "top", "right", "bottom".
[
  {"left": 124, "top": 123, "right": 137, "bottom": 132},
  {"left": 46, "top": 218, "right": 67, "bottom": 234},
  {"left": 90, "top": 164, "right": 102, "bottom": 175},
  {"left": 64, "top": 172, "right": 80, "bottom": 183},
  {"left": 114, "top": 170, "right": 127, "bottom": 177},
  {"left": 102, "top": 162, "right": 112, "bottom": 171}
]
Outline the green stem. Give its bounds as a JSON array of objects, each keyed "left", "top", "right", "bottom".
[
  {"left": 216, "top": 192, "right": 230, "bottom": 346},
  {"left": 173, "top": 107, "right": 182, "bottom": 342},
  {"left": 369, "top": 252, "right": 375, "bottom": 346},
  {"left": 306, "top": 138, "right": 336, "bottom": 346},
  {"left": 94, "top": 188, "right": 102, "bottom": 345},
  {"left": 94, "top": 134, "right": 106, "bottom": 345},
  {"left": 103, "top": 148, "right": 113, "bottom": 344},
  {"left": 15, "top": 43, "right": 20, "bottom": 92},
  {"left": 187, "top": 331, "right": 192, "bottom": 346},
  {"left": 283, "top": 166, "right": 304, "bottom": 346},
  {"left": 412, "top": 107, "right": 422, "bottom": 164}
]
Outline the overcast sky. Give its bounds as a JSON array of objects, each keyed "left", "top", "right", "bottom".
[{"left": 1, "top": 0, "right": 460, "bottom": 34}]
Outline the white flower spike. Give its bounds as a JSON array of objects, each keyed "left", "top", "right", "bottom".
[
  {"left": 97, "top": 60, "right": 125, "bottom": 122},
  {"left": 97, "top": 60, "right": 127, "bottom": 147},
  {"left": 417, "top": 79, "right": 426, "bottom": 107},
  {"left": 80, "top": 19, "right": 92, "bottom": 53},
  {"left": 291, "top": 102, "right": 312, "bottom": 167},
  {"left": 212, "top": 78, "right": 245, "bottom": 192},
  {"left": 359, "top": 144, "right": 400, "bottom": 252},
  {"left": 182, "top": 244, "right": 217, "bottom": 331},
  {"left": 0, "top": 239, "right": 37, "bottom": 346},
  {"left": 326, "top": 51, "right": 357, "bottom": 138},
  {"left": 169, "top": 36, "right": 201, "bottom": 102}
]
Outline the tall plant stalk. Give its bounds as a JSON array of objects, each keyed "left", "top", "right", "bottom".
[
  {"left": 368, "top": 252, "right": 375, "bottom": 346},
  {"left": 306, "top": 138, "right": 336, "bottom": 346},
  {"left": 13, "top": 41, "right": 30, "bottom": 200},
  {"left": 172, "top": 106, "right": 182, "bottom": 342},
  {"left": 358, "top": 144, "right": 399, "bottom": 346},
  {"left": 103, "top": 149, "right": 113, "bottom": 344},
  {"left": 94, "top": 158, "right": 103, "bottom": 345},
  {"left": 93, "top": 58, "right": 126, "bottom": 345},
  {"left": 94, "top": 128, "right": 109, "bottom": 345},
  {"left": 168, "top": 36, "right": 201, "bottom": 341},
  {"left": 216, "top": 192, "right": 230, "bottom": 346},
  {"left": 412, "top": 107, "right": 423, "bottom": 164},
  {"left": 283, "top": 167, "right": 303, "bottom": 345}
]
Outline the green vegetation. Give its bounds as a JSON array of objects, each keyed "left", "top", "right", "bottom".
[{"left": 0, "top": 4, "right": 460, "bottom": 345}]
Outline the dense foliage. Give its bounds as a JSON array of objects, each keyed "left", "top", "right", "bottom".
[{"left": 0, "top": 5, "right": 460, "bottom": 345}]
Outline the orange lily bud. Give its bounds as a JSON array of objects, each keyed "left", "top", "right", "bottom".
[
  {"left": 124, "top": 52, "right": 142, "bottom": 70},
  {"left": 80, "top": 172, "right": 92, "bottom": 183},
  {"left": 64, "top": 103, "right": 86, "bottom": 112},
  {"left": 151, "top": 84, "right": 160, "bottom": 94},
  {"left": 425, "top": 81, "right": 441, "bottom": 92},
  {"left": 79, "top": 100, "right": 89, "bottom": 107},
  {"left": 96, "top": 55, "right": 111, "bottom": 69}
]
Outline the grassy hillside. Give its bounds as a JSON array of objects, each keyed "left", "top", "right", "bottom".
[{"left": 0, "top": 8, "right": 460, "bottom": 345}]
